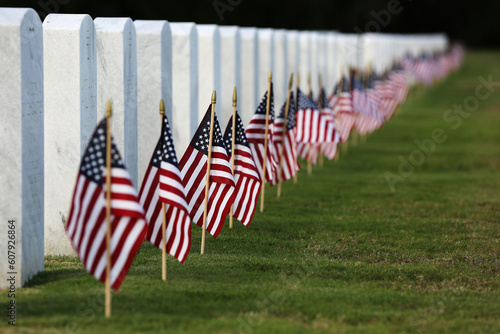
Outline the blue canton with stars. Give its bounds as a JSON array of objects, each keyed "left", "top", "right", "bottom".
[
  {"left": 151, "top": 115, "right": 179, "bottom": 168},
  {"left": 278, "top": 92, "right": 296, "bottom": 131},
  {"left": 255, "top": 84, "right": 274, "bottom": 120},
  {"left": 297, "top": 88, "right": 319, "bottom": 111},
  {"left": 80, "top": 118, "right": 125, "bottom": 186},
  {"left": 223, "top": 112, "right": 249, "bottom": 155},
  {"left": 191, "top": 107, "right": 226, "bottom": 156}
]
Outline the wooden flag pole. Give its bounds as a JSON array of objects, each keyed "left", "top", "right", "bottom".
[
  {"left": 229, "top": 87, "right": 237, "bottom": 229},
  {"left": 318, "top": 74, "right": 324, "bottom": 169},
  {"left": 306, "top": 72, "right": 312, "bottom": 175},
  {"left": 105, "top": 100, "right": 112, "bottom": 318},
  {"left": 277, "top": 73, "right": 294, "bottom": 198},
  {"left": 293, "top": 72, "right": 299, "bottom": 184},
  {"left": 159, "top": 99, "right": 167, "bottom": 281},
  {"left": 201, "top": 91, "right": 217, "bottom": 255},
  {"left": 260, "top": 72, "right": 272, "bottom": 213}
]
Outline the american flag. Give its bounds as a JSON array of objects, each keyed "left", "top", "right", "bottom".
[
  {"left": 179, "top": 106, "right": 236, "bottom": 238},
  {"left": 138, "top": 115, "right": 191, "bottom": 263},
  {"left": 332, "top": 77, "right": 355, "bottom": 143},
  {"left": 245, "top": 87, "right": 277, "bottom": 183},
  {"left": 352, "top": 75, "right": 380, "bottom": 135},
  {"left": 271, "top": 92, "right": 300, "bottom": 185},
  {"left": 66, "top": 118, "right": 147, "bottom": 291},
  {"left": 295, "top": 88, "right": 337, "bottom": 144},
  {"left": 377, "top": 74, "right": 399, "bottom": 120},
  {"left": 223, "top": 112, "right": 261, "bottom": 226},
  {"left": 319, "top": 87, "right": 340, "bottom": 160}
]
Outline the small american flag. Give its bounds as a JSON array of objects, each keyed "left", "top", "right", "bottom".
[
  {"left": 271, "top": 92, "right": 300, "bottom": 185},
  {"left": 179, "top": 106, "right": 236, "bottom": 238},
  {"left": 295, "top": 88, "right": 336, "bottom": 144},
  {"left": 223, "top": 112, "right": 261, "bottom": 226},
  {"left": 138, "top": 115, "right": 191, "bottom": 263},
  {"left": 333, "top": 77, "right": 355, "bottom": 142},
  {"left": 319, "top": 87, "right": 340, "bottom": 160},
  {"left": 245, "top": 87, "right": 277, "bottom": 183},
  {"left": 66, "top": 118, "right": 147, "bottom": 291}
]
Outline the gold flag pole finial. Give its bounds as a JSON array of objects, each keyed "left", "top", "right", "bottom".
[
  {"left": 288, "top": 73, "right": 294, "bottom": 90},
  {"left": 297, "top": 72, "right": 301, "bottom": 88},
  {"left": 268, "top": 71, "right": 272, "bottom": 82},
  {"left": 106, "top": 100, "right": 112, "bottom": 118},
  {"left": 232, "top": 87, "right": 237, "bottom": 107},
  {"left": 212, "top": 90, "right": 217, "bottom": 104},
  {"left": 159, "top": 99, "right": 165, "bottom": 115}
]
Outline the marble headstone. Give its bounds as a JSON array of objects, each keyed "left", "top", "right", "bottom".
[
  {"left": 0, "top": 7, "right": 44, "bottom": 287},
  {"left": 94, "top": 17, "right": 138, "bottom": 187},
  {"left": 170, "top": 23, "right": 198, "bottom": 156},
  {"left": 135, "top": 20, "right": 172, "bottom": 187},
  {"left": 43, "top": 14, "right": 97, "bottom": 255}
]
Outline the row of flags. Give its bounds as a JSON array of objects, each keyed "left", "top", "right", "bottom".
[{"left": 65, "top": 45, "right": 464, "bottom": 312}]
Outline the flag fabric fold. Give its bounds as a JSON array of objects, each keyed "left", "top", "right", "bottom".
[
  {"left": 66, "top": 118, "right": 148, "bottom": 291},
  {"left": 138, "top": 115, "right": 191, "bottom": 263},
  {"left": 223, "top": 112, "right": 261, "bottom": 226},
  {"left": 179, "top": 106, "right": 236, "bottom": 238}
]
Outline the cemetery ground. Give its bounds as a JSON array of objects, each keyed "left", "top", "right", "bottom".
[{"left": 2, "top": 50, "right": 499, "bottom": 333}]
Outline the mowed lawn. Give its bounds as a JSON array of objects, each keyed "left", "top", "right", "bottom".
[{"left": 2, "top": 51, "right": 500, "bottom": 334}]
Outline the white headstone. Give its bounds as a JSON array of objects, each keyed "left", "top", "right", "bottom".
[
  {"left": 219, "top": 26, "right": 241, "bottom": 125},
  {"left": 286, "top": 30, "right": 299, "bottom": 93},
  {"left": 310, "top": 31, "right": 320, "bottom": 98},
  {"left": 238, "top": 27, "right": 258, "bottom": 126},
  {"left": 135, "top": 20, "right": 172, "bottom": 187},
  {"left": 94, "top": 18, "right": 138, "bottom": 187},
  {"left": 170, "top": 22, "right": 198, "bottom": 156},
  {"left": 298, "top": 31, "right": 312, "bottom": 91},
  {"left": 43, "top": 14, "right": 97, "bottom": 255},
  {"left": 196, "top": 24, "right": 220, "bottom": 122},
  {"left": 272, "top": 29, "right": 287, "bottom": 108},
  {"left": 257, "top": 28, "right": 274, "bottom": 97},
  {"left": 326, "top": 32, "right": 337, "bottom": 92},
  {"left": 0, "top": 7, "right": 44, "bottom": 288}
]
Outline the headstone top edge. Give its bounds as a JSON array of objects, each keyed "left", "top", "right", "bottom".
[
  {"left": 196, "top": 24, "right": 219, "bottom": 35},
  {"left": 43, "top": 13, "right": 93, "bottom": 29},
  {"left": 170, "top": 22, "right": 196, "bottom": 35},
  {"left": 0, "top": 7, "right": 39, "bottom": 25},
  {"left": 134, "top": 20, "right": 171, "bottom": 35},
  {"left": 94, "top": 17, "right": 133, "bottom": 31}
]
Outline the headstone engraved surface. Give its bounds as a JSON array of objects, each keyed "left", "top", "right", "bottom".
[
  {"left": 170, "top": 22, "right": 198, "bottom": 156},
  {"left": 0, "top": 7, "right": 44, "bottom": 287},
  {"left": 135, "top": 20, "right": 172, "bottom": 186},
  {"left": 43, "top": 14, "right": 97, "bottom": 255},
  {"left": 95, "top": 17, "right": 138, "bottom": 187}
]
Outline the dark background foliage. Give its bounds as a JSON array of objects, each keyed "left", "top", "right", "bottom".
[{"left": 2, "top": 0, "right": 500, "bottom": 47}]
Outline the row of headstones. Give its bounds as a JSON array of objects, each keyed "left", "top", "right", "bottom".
[{"left": 0, "top": 7, "right": 448, "bottom": 288}]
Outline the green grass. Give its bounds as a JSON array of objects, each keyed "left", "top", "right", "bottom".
[{"left": 2, "top": 51, "right": 500, "bottom": 333}]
